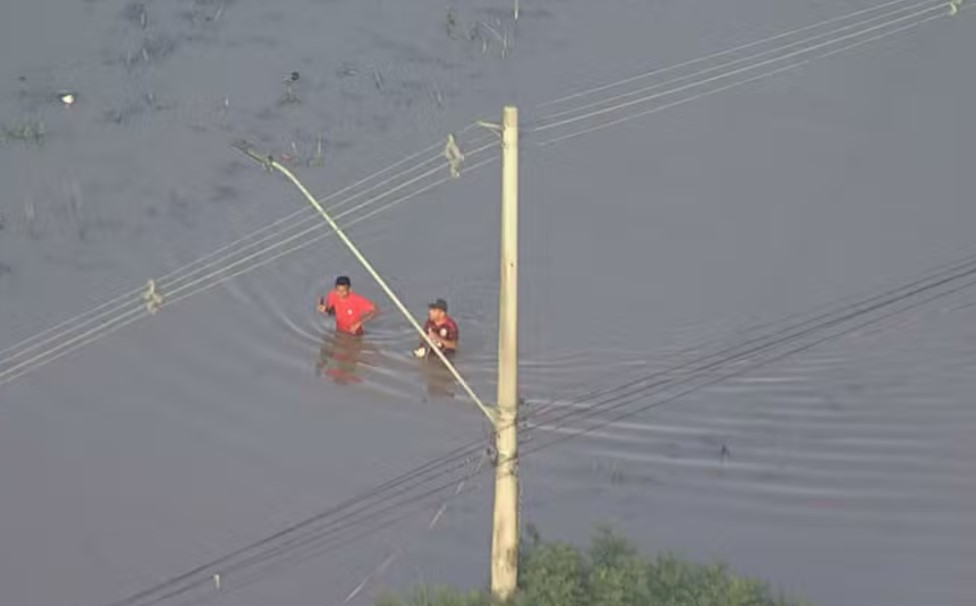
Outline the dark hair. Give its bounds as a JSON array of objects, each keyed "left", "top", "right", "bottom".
[
  {"left": 428, "top": 298, "right": 448, "bottom": 312},
  {"left": 335, "top": 275, "right": 351, "bottom": 287}
]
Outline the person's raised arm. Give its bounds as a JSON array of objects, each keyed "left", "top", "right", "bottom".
[{"left": 318, "top": 291, "right": 336, "bottom": 315}]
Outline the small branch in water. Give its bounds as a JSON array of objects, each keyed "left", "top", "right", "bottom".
[{"left": 431, "top": 82, "right": 444, "bottom": 109}]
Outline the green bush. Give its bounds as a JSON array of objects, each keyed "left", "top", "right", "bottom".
[{"left": 375, "top": 525, "right": 809, "bottom": 606}]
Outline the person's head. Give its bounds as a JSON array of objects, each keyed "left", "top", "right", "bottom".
[
  {"left": 428, "top": 298, "right": 448, "bottom": 322},
  {"left": 334, "top": 275, "right": 351, "bottom": 297}
]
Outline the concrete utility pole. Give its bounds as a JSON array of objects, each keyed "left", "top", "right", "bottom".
[
  {"left": 490, "top": 105, "right": 519, "bottom": 600},
  {"left": 238, "top": 105, "right": 522, "bottom": 600}
]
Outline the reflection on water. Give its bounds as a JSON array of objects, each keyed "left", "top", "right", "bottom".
[
  {"left": 420, "top": 352, "right": 457, "bottom": 400},
  {"left": 314, "top": 331, "right": 458, "bottom": 401},
  {"left": 316, "top": 331, "right": 375, "bottom": 385}
]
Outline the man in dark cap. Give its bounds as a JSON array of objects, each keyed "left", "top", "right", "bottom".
[
  {"left": 414, "top": 298, "right": 459, "bottom": 358},
  {"left": 318, "top": 275, "right": 378, "bottom": 336}
]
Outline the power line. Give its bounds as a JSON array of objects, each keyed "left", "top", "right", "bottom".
[
  {"left": 43, "top": 0, "right": 972, "bottom": 600},
  {"left": 523, "top": 253, "right": 976, "bottom": 431},
  {"left": 518, "top": 260, "right": 976, "bottom": 445},
  {"left": 522, "top": 270, "right": 976, "bottom": 457},
  {"left": 132, "top": 466, "right": 484, "bottom": 606},
  {"left": 232, "top": 140, "right": 495, "bottom": 421},
  {"left": 4, "top": 1, "right": 964, "bottom": 388},
  {"left": 93, "top": 247, "right": 976, "bottom": 606},
  {"left": 0, "top": 134, "right": 461, "bottom": 361},
  {"left": 533, "top": 3, "right": 953, "bottom": 145},
  {"left": 534, "top": 0, "right": 939, "bottom": 125},
  {"left": 100, "top": 446, "right": 486, "bottom": 606},
  {"left": 535, "top": 0, "right": 927, "bottom": 107},
  {"left": 179, "top": 253, "right": 976, "bottom": 604},
  {"left": 0, "top": 146, "right": 499, "bottom": 387}
]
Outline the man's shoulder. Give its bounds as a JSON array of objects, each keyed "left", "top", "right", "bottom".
[{"left": 350, "top": 292, "right": 375, "bottom": 307}]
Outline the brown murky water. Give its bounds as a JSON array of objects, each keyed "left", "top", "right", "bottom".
[{"left": 2, "top": 1, "right": 974, "bottom": 605}]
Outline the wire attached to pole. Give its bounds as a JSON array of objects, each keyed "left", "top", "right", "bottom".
[{"left": 233, "top": 140, "right": 497, "bottom": 425}]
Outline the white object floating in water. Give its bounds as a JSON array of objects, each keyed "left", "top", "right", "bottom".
[
  {"left": 60, "top": 93, "right": 75, "bottom": 107},
  {"left": 213, "top": 573, "right": 221, "bottom": 589}
]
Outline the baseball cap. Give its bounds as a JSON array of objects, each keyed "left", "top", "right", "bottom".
[
  {"left": 428, "top": 298, "right": 448, "bottom": 312},
  {"left": 335, "top": 275, "right": 351, "bottom": 287}
]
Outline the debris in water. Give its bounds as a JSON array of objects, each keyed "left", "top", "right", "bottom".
[
  {"left": 24, "top": 199, "right": 35, "bottom": 224},
  {"left": 431, "top": 82, "right": 444, "bottom": 108},
  {"left": 310, "top": 133, "right": 325, "bottom": 166},
  {"left": 59, "top": 92, "right": 76, "bottom": 107},
  {"left": 446, "top": 7, "right": 460, "bottom": 39}
]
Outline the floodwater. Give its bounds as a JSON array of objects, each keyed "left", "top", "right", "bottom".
[{"left": 1, "top": 0, "right": 974, "bottom": 605}]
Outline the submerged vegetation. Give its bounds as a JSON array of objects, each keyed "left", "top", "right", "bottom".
[{"left": 0, "top": 119, "right": 46, "bottom": 146}]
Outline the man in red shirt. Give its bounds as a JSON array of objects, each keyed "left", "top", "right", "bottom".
[
  {"left": 414, "top": 298, "right": 459, "bottom": 359},
  {"left": 318, "top": 275, "right": 378, "bottom": 336}
]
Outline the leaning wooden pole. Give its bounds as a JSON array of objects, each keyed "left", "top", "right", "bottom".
[{"left": 490, "top": 105, "right": 519, "bottom": 600}]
